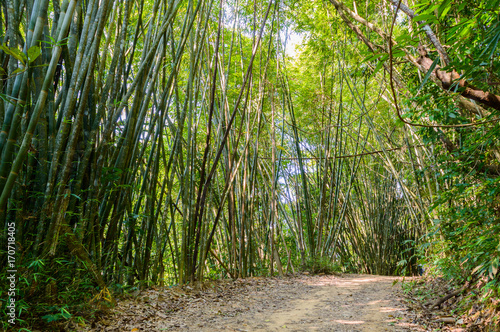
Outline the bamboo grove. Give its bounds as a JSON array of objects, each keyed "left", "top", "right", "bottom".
[{"left": 2, "top": 0, "right": 499, "bottom": 325}]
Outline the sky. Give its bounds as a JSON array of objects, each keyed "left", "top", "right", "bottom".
[{"left": 284, "top": 31, "right": 303, "bottom": 58}]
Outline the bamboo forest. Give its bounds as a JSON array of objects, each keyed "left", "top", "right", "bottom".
[{"left": 0, "top": 0, "right": 499, "bottom": 330}]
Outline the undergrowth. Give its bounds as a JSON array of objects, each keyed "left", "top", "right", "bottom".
[
  {"left": 300, "top": 257, "right": 343, "bottom": 275},
  {"left": 401, "top": 271, "right": 500, "bottom": 331},
  {"left": 0, "top": 253, "right": 112, "bottom": 332}
]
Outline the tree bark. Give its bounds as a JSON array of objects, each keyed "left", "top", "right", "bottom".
[{"left": 417, "top": 47, "right": 500, "bottom": 111}]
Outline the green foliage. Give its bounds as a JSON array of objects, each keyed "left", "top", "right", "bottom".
[
  {"left": 41, "top": 306, "right": 72, "bottom": 323},
  {"left": 0, "top": 254, "right": 101, "bottom": 330},
  {"left": 301, "top": 257, "right": 342, "bottom": 275},
  {"left": 0, "top": 44, "right": 42, "bottom": 74},
  {"left": 428, "top": 174, "right": 500, "bottom": 282}
]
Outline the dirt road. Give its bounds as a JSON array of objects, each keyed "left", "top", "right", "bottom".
[
  {"left": 211, "top": 274, "right": 413, "bottom": 332},
  {"left": 84, "top": 274, "right": 418, "bottom": 331}
]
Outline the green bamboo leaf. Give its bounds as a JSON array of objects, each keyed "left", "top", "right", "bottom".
[
  {"left": 71, "top": 194, "right": 82, "bottom": 200},
  {"left": 12, "top": 68, "right": 25, "bottom": 75},
  {"left": 417, "top": 56, "right": 440, "bottom": 93},
  {"left": 413, "top": 14, "right": 437, "bottom": 22},
  {"left": 27, "top": 45, "right": 41, "bottom": 63},
  {"left": 438, "top": 0, "right": 452, "bottom": 19},
  {"left": 362, "top": 53, "right": 384, "bottom": 63},
  {"left": 373, "top": 54, "right": 389, "bottom": 75},
  {"left": 0, "top": 44, "right": 26, "bottom": 65}
]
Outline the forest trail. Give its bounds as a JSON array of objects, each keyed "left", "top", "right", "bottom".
[
  {"left": 86, "top": 274, "right": 418, "bottom": 331},
  {"left": 216, "top": 274, "right": 413, "bottom": 332}
]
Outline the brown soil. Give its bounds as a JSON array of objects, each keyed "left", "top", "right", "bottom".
[{"left": 76, "top": 274, "right": 421, "bottom": 331}]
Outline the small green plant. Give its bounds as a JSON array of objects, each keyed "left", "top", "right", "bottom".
[
  {"left": 41, "top": 305, "right": 72, "bottom": 323},
  {"left": 301, "top": 256, "right": 342, "bottom": 275},
  {"left": 401, "top": 278, "right": 417, "bottom": 295}
]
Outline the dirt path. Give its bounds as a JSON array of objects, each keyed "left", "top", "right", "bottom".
[
  {"left": 83, "top": 274, "right": 419, "bottom": 331},
  {"left": 211, "top": 274, "right": 413, "bottom": 332}
]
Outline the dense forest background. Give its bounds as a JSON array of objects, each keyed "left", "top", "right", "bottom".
[{"left": 0, "top": 0, "right": 499, "bottom": 329}]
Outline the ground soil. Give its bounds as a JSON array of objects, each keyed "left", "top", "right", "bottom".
[{"left": 75, "top": 273, "right": 424, "bottom": 331}]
